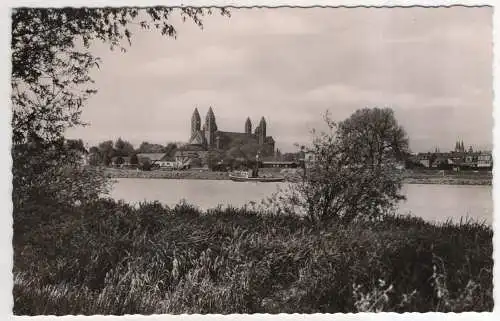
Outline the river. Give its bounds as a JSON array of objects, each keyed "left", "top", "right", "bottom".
[{"left": 110, "top": 178, "right": 493, "bottom": 225}]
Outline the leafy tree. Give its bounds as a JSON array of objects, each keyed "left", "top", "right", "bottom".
[
  {"left": 206, "top": 150, "right": 223, "bottom": 170},
  {"left": 102, "top": 154, "right": 112, "bottom": 167},
  {"left": 437, "top": 160, "right": 452, "bottom": 170},
  {"left": 224, "top": 139, "right": 262, "bottom": 164},
  {"left": 225, "top": 145, "right": 246, "bottom": 161},
  {"left": 282, "top": 153, "right": 299, "bottom": 162},
  {"left": 283, "top": 108, "right": 409, "bottom": 223},
  {"left": 138, "top": 141, "right": 166, "bottom": 153},
  {"left": 239, "top": 142, "right": 261, "bottom": 160},
  {"left": 65, "top": 139, "right": 87, "bottom": 153},
  {"left": 404, "top": 159, "right": 424, "bottom": 170},
  {"left": 11, "top": 7, "right": 229, "bottom": 214},
  {"left": 164, "top": 143, "right": 178, "bottom": 156},
  {"left": 114, "top": 156, "right": 125, "bottom": 166},
  {"left": 114, "top": 138, "right": 135, "bottom": 157},
  {"left": 130, "top": 153, "right": 139, "bottom": 166},
  {"left": 428, "top": 153, "right": 437, "bottom": 168},
  {"left": 88, "top": 145, "right": 101, "bottom": 166},
  {"left": 88, "top": 152, "right": 101, "bottom": 167},
  {"left": 97, "top": 140, "right": 115, "bottom": 165},
  {"left": 336, "top": 108, "right": 408, "bottom": 164},
  {"left": 12, "top": 7, "right": 229, "bottom": 145},
  {"left": 190, "top": 158, "right": 202, "bottom": 168},
  {"left": 139, "top": 157, "right": 152, "bottom": 171},
  {"left": 88, "top": 146, "right": 99, "bottom": 154},
  {"left": 12, "top": 140, "right": 112, "bottom": 234},
  {"left": 98, "top": 140, "right": 114, "bottom": 151}
]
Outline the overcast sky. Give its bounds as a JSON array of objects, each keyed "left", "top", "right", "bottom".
[{"left": 66, "top": 6, "right": 493, "bottom": 153}]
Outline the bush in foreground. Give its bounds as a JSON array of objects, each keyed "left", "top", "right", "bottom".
[{"left": 13, "top": 199, "right": 493, "bottom": 315}]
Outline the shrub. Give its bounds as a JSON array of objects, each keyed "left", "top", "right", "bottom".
[
  {"left": 13, "top": 199, "right": 493, "bottom": 315},
  {"left": 270, "top": 108, "right": 409, "bottom": 224},
  {"left": 12, "top": 140, "right": 112, "bottom": 238}
]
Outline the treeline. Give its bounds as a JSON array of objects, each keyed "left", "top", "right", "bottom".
[
  {"left": 86, "top": 137, "right": 306, "bottom": 170},
  {"left": 87, "top": 138, "right": 178, "bottom": 166}
]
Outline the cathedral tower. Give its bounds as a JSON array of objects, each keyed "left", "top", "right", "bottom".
[
  {"left": 245, "top": 117, "right": 252, "bottom": 135},
  {"left": 191, "top": 108, "right": 201, "bottom": 138},
  {"left": 258, "top": 116, "right": 266, "bottom": 145},
  {"left": 454, "top": 139, "right": 465, "bottom": 153},
  {"left": 205, "top": 107, "right": 217, "bottom": 147}
]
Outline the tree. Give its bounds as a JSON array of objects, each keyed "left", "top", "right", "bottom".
[
  {"left": 225, "top": 145, "right": 246, "bottom": 161},
  {"left": 88, "top": 146, "right": 99, "bottom": 154},
  {"left": 239, "top": 142, "right": 261, "bottom": 160},
  {"left": 282, "top": 152, "right": 299, "bottom": 162},
  {"left": 12, "top": 7, "right": 229, "bottom": 145},
  {"left": 88, "top": 152, "right": 101, "bottom": 167},
  {"left": 11, "top": 7, "right": 231, "bottom": 275},
  {"left": 138, "top": 141, "right": 166, "bottom": 154},
  {"left": 102, "top": 154, "right": 112, "bottom": 167},
  {"left": 206, "top": 150, "right": 223, "bottom": 170},
  {"left": 429, "top": 154, "right": 437, "bottom": 168},
  {"left": 114, "top": 138, "right": 134, "bottom": 157},
  {"left": 404, "top": 158, "right": 424, "bottom": 170},
  {"left": 12, "top": 140, "right": 112, "bottom": 234},
  {"left": 65, "top": 139, "right": 86, "bottom": 153},
  {"left": 164, "top": 143, "right": 178, "bottom": 156},
  {"left": 283, "top": 108, "right": 409, "bottom": 223},
  {"left": 130, "top": 153, "right": 139, "bottom": 166},
  {"left": 114, "top": 156, "right": 125, "bottom": 166},
  {"left": 224, "top": 139, "right": 261, "bottom": 164},
  {"left": 97, "top": 140, "right": 115, "bottom": 166},
  {"left": 139, "top": 157, "right": 152, "bottom": 171},
  {"left": 11, "top": 7, "right": 230, "bottom": 235}
]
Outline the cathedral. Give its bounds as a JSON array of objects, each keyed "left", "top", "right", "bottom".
[{"left": 184, "top": 107, "right": 275, "bottom": 157}]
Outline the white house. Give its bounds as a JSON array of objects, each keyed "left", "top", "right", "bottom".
[{"left": 477, "top": 152, "right": 493, "bottom": 168}]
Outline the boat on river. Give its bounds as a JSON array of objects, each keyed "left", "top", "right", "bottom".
[{"left": 229, "top": 170, "right": 285, "bottom": 183}]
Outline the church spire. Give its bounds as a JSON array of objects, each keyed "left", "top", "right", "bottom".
[
  {"left": 259, "top": 117, "right": 266, "bottom": 134},
  {"left": 205, "top": 107, "right": 217, "bottom": 147},
  {"left": 191, "top": 108, "right": 201, "bottom": 138},
  {"left": 205, "top": 107, "right": 217, "bottom": 129},
  {"left": 258, "top": 117, "right": 267, "bottom": 145},
  {"left": 245, "top": 117, "right": 252, "bottom": 135}
]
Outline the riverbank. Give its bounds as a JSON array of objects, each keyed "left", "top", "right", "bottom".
[
  {"left": 103, "top": 168, "right": 492, "bottom": 185},
  {"left": 105, "top": 168, "right": 230, "bottom": 180},
  {"left": 404, "top": 177, "right": 492, "bottom": 186},
  {"left": 13, "top": 199, "right": 493, "bottom": 314}
]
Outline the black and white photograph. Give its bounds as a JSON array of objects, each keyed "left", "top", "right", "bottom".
[{"left": 8, "top": 1, "right": 494, "bottom": 316}]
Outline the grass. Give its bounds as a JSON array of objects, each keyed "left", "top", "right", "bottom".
[{"left": 13, "top": 198, "right": 493, "bottom": 315}]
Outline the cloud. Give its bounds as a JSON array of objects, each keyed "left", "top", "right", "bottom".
[
  {"left": 132, "top": 45, "right": 252, "bottom": 79},
  {"left": 66, "top": 7, "right": 493, "bottom": 153}
]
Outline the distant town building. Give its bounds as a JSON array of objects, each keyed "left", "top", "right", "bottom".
[
  {"left": 416, "top": 153, "right": 432, "bottom": 168},
  {"left": 136, "top": 153, "right": 178, "bottom": 169},
  {"left": 412, "top": 139, "right": 492, "bottom": 170},
  {"left": 477, "top": 152, "right": 493, "bottom": 168},
  {"left": 111, "top": 156, "right": 131, "bottom": 168}
]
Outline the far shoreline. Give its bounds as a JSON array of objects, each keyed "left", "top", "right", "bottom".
[{"left": 102, "top": 168, "right": 492, "bottom": 186}]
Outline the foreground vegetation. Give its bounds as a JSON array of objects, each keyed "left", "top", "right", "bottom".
[{"left": 13, "top": 199, "right": 493, "bottom": 315}]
